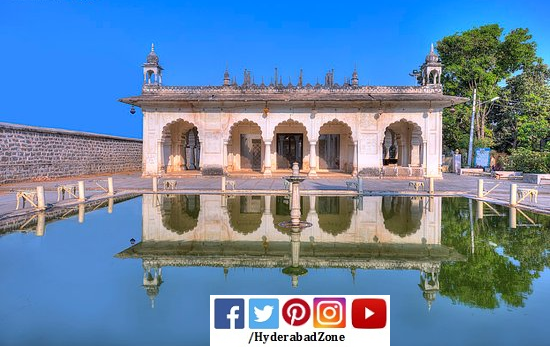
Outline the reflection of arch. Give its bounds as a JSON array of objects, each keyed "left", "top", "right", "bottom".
[
  {"left": 318, "top": 119, "right": 354, "bottom": 172},
  {"left": 161, "top": 195, "right": 200, "bottom": 234},
  {"left": 316, "top": 196, "right": 354, "bottom": 235},
  {"left": 271, "top": 195, "right": 310, "bottom": 232},
  {"left": 161, "top": 119, "right": 201, "bottom": 172},
  {"left": 227, "top": 119, "right": 263, "bottom": 171},
  {"left": 381, "top": 196, "right": 423, "bottom": 236},
  {"left": 273, "top": 120, "right": 309, "bottom": 170},
  {"left": 227, "top": 196, "right": 263, "bottom": 234}
]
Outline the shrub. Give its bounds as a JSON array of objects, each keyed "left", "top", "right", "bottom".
[{"left": 504, "top": 148, "right": 550, "bottom": 173}]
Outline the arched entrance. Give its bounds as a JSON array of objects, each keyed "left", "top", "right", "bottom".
[
  {"left": 161, "top": 120, "right": 201, "bottom": 173},
  {"left": 160, "top": 194, "right": 200, "bottom": 234},
  {"left": 273, "top": 120, "right": 309, "bottom": 170},
  {"left": 381, "top": 196, "right": 423, "bottom": 237},
  {"left": 227, "top": 119, "right": 263, "bottom": 172},
  {"left": 318, "top": 119, "right": 354, "bottom": 172},
  {"left": 382, "top": 119, "right": 423, "bottom": 175}
]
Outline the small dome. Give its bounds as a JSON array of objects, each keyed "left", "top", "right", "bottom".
[
  {"left": 425, "top": 44, "right": 439, "bottom": 63},
  {"left": 146, "top": 43, "right": 159, "bottom": 64}
]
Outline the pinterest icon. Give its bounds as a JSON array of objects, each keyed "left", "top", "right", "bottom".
[{"left": 282, "top": 298, "right": 311, "bottom": 326}]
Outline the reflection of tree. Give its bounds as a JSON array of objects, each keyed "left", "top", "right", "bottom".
[
  {"left": 381, "top": 196, "right": 423, "bottom": 236},
  {"left": 161, "top": 195, "right": 200, "bottom": 234},
  {"left": 227, "top": 196, "right": 263, "bottom": 234},
  {"left": 316, "top": 197, "right": 354, "bottom": 235},
  {"left": 440, "top": 198, "right": 550, "bottom": 309}
]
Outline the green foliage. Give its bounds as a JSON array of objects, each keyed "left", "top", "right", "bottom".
[
  {"left": 435, "top": 24, "right": 540, "bottom": 153},
  {"left": 491, "top": 61, "right": 550, "bottom": 152},
  {"left": 439, "top": 198, "right": 550, "bottom": 309},
  {"left": 504, "top": 148, "right": 550, "bottom": 173}
]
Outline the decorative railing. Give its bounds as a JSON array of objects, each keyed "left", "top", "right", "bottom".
[{"left": 142, "top": 84, "right": 443, "bottom": 95}]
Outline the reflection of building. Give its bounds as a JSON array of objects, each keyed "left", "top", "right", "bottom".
[
  {"left": 120, "top": 45, "right": 467, "bottom": 178},
  {"left": 118, "top": 194, "right": 464, "bottom": 308}
]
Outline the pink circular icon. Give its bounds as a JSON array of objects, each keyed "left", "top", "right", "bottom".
[{"left": 282, "top": 298, "right": 311, "bottom": 326}]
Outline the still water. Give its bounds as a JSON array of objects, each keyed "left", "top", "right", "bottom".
[{"left": 0, "top": 194, "right": 549, "bottom": 346}]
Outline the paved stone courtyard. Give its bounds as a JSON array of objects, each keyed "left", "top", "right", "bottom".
[{"left": 0, "top": 172, "right": 548, "bottom": 221}]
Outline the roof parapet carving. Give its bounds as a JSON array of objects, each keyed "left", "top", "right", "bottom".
[{"left": 142, "top": 84, "right": 443, "bottom": 95}]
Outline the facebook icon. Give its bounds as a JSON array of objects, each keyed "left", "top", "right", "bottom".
[{"left": 214, "top": 299, "right": 244, "bottom": 329}]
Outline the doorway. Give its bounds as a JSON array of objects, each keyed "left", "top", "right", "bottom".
[{"left": 276, "top": 133, "right": 303, "bottom": 169}]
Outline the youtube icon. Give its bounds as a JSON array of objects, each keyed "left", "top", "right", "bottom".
[{"left": 351, "top": 298, "right": 387, "bottom": 329}]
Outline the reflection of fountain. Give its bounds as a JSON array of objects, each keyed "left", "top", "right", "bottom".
[{"left": 279, "top": 162, "right": 312, "bottom": 287}]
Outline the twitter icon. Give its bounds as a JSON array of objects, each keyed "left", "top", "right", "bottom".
[{"left": 249, "top": 299, "right": 279, "bottom": 329}]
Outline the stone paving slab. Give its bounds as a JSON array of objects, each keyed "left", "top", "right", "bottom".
[{"left": 0, "top": 172, "right": 548, "bottom": 220}]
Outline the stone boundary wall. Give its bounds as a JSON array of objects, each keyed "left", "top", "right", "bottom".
[{"left": 0, "top": 122, "right": 142, "bottom": 185}]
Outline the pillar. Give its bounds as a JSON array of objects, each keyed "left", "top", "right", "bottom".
[
  {"left": 152, "top": 177, "right": 158, "bottom": 192},
  {"left": 223, "top": 140, "right": 228, "bottom": 172},
  {"left": 108, "top": 198, "right": 114, "bottom": 214},
  {"left": 411, "top": 136, "right": 421, "bottom": 167},
  {"left": 107, "top": 177, "right": 114, "bottom": 196},
  {"left": 78, "top": 181, "right": 85, "bottom": 201},
  {"left": 352, "top": 140, "right": 358, "bottom": 176},
  {"left": 157, "top": 140, "right": 163, "bottom": 174},
  {"left": 263, "top": 141, "right": 272, "bottom": 176},
  {"left": 78, "top": 204, "right": 85, "bottom": 223},
  {"left": 509, "top": 207, "right": 517, "bottom": 229},
  {"left": 477, "top": 179, "right": 484, "bottom": 198},
  {"left": 308, "top": 141, "right": 317, "bottom": 176},
  {"left": 36, "top": 186, "right": 46, "bottom": 210}
]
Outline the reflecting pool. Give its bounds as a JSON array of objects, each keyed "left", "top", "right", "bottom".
[{"left": 0, "top": 195, "right": 548, "bottom": 346}]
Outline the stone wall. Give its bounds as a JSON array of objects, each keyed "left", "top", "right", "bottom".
[{"left": 0, "top": 122, "right": 142, "bottom": 184}]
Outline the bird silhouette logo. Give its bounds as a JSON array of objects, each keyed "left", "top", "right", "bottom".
[{"left": 254, "top": 305, "right": 274, "bottom": 322}]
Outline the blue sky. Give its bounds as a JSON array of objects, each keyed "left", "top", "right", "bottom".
[{"left": 1, "top": 0, "right": 549, "bottom": 138}]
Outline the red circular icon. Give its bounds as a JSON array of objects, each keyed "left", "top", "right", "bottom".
[{"left": 282, "top": 298, "right": 311, "bottom": 326}]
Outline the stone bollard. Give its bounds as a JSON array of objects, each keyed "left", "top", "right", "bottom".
[
  {"left": 108, "top": 177, "right": 114, "bottom": 196},
  {"left": 476, "top": 200, "right": 484, "bottom": 220},
  {"left": 78, "top": 181, "right": 85, "bottom": 201},
  {"left": 78, "top": 204, "right": 85, "bottom": 223},
  {"left": 428, "top": 177, "right": 435, "bottom": 194},
  {"left": 36, "top": 186, "right": 46, "bottom": 210},
  {"left": 108, "top": 198, "right": 114, "bottom": 214},
  {"left": 221, "top": 176, "right": 226, "bottom": 192},
  {"left": 152, "top": 177, "right": 158, "bottom": 193},
  {"left": 510, "top": 184, "right": 517, "bottom": 206},
  {"left": 357, "top": 177, "right": 363, "bottom": 194},
  {"left": 477, "top": 179, "right": 484, "bottom": 198}
]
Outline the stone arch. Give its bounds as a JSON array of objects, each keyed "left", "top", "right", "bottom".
[
  {"left": 226, "top": 119, "right": 264, "bottom": 171},
  {"left": 316, "top": 196, "right": 354, "bottom": 235},
  {"left": 272, "top": 119, "right": 309, "bottom": 170},
  {"left": 226, "top": 118, "right": 263, "bottom": 141},
  {"left": 380, "top": 119, "right": 424, "bottom": 170},
  {"left": 161, "top": 119, "right": 201, "bottom": 172},
  {"left": 318, "top": 119, "right": 354, "bottom": 172},
  {"left": 226, "top": 195, "right": 263, "bottom": 234},
  {"left": 160, "top": 194, "right": 200, "bottom": 234},
  {"left": 381, "top": 196, "right": 423, "bottom": 237}
]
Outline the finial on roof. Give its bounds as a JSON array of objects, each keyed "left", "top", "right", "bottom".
[
  {"left": 430, "top": 43, "right": 434, "bottom": 53},
  {"left": 151, "top": 43, "right": 155, "bottom": 52}
]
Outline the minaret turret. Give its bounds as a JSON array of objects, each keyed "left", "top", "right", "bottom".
[
  {"left": 142, "top": 43, "right": 163, "bottom": 86},
  {"left": 422, "top": 44, "right": 442, "bottom": 86}
]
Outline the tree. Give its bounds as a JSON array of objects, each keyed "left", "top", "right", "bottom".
[
  {"left": 491, "top": 60, "right": 550, "bottom": 152},
  {"left": 435, "top": 24, "right": 537, "bottom": 152}
]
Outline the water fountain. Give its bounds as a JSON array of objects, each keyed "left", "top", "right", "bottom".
[{"left": 279, "top": 162, "right": 312, "bottom": 287}]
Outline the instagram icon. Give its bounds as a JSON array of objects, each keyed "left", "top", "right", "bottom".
[{"left": 313, "top": 298, "right": 346, "bottom": 328}]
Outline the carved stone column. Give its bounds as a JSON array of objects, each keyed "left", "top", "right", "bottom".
[
  {"left": 352, "top": 140, "right": 358, "bottom": 176},
  {"left": 263, "top": 141, "right": 272, "bottom": 176},
  {"left": 308, "top": 141, "right": 317, "bottom": 176},
  {"left": 411, "top": 136, "right": 421, "bottom": 166},
  {"left": 223, "top": 140, "right": 228, "bottom": 172}
]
